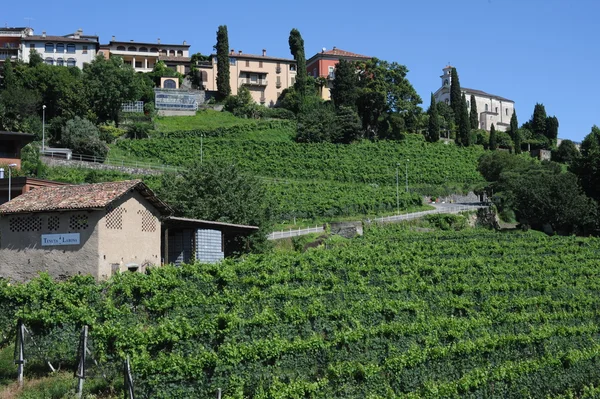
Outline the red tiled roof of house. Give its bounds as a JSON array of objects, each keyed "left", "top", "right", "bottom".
[
  {"left": 318, "top": 47, "right": 371, "bottom": 59},
  {"left": 0, "top": 180, "right": 172, "bottom": 215}
]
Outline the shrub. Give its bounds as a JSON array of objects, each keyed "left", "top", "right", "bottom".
[{"left": 61, "top": 117, "right": 108, "bottom": 159}]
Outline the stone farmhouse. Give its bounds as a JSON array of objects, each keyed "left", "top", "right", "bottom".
[
  {"left": 0, "top": 180, "right": 257, "bottom": 282},
  {"left": 434, "top": 66, "right": 515, "bottom": 132}
]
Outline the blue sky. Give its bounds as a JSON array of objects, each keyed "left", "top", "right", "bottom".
[{"left": 5, "top": 0, "right": 598, "bottom": 141}]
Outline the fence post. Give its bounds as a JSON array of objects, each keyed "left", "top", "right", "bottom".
[
  {"left": 15, "top": 320, "right": 25, "bottom": 388},
  {"left": 76, "top": 325, "right": 88, "bottom": 398},
  {"left": 124, "top": 355, "right": 135, "bottom": 399}
]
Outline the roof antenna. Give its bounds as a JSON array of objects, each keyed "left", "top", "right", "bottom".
[{"left": 24, "top": 17, "right": 34, "bottom": 28}]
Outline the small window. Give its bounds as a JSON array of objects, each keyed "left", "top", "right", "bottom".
[
  {"left": 229, "top": 57, "right": 236, "bottom": 65},
  {"left": 66, "top": 44, "right": 75, "bottom": 53},
  {"left": 56, "top": 58, "right": 64, "bottom": 66},
  {"left": 177, "top": 50, "right": 183, "bottom": 57},
  {"left": 139, "top": 47, "right": 148, "bottom": 52},
  {"left": 313, "top": 68, "right": 317, "bottom": 76},
  {"left": 135, "top": 61, "right": 142, "bottom": 68},
  {"left": 245, "top": 60, "right": 250, "bottom": 67},
  {"left": 56, "top": 43, "right": 64, "bottom": 53},
  {"left": 82, "top": 45, "right": 88, "bottom": 54},
  {"left": 467, "top": 100, "right": 470, "bottom": 108},
  {"left": 290, "top": 64, "right": 296, "bottom": 71},
  {"left": 117, "top": 46, "right": 126, "bottom": 51},
  {"left": 506, "top": 108, "right": 508, "bottom": 116},
  {"left": 29, "top": 43, "right": 35, "bottom": 49},
  {"left": 45, "top": 57, "right": 54, "bottom": 65},
  {"left": 169, "top": 50, "right": 175, "bottom": 56},
  {"left": 150, "top": 47, "right": 158, "bottom": 53},
  {"left": 445, "top": 98, "right": 449, "bottom": 105},
  {"left": 444, "top": 79, "right": 449, "bottom": 86},
  {"left": 45, "top": 43, "right": 54, "bottom": 52},
  {"left": 67, "top": 58, "right": 76, "bottom": 67},
  {"left": 128, "top": 46, "right": 136, "bottom": 52},
  {"left": 259, "top": 61, "right": 263, "bottom": 68},
  {"left": 485, "top": 104, "right": 488, "bottom": 111},
  {"left": 495, "top": 107, "right": 498, "bottom": 113}
]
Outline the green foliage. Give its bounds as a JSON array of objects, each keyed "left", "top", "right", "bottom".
[
  {"left": 335, "top": 106, "right": 363, "bottom": 143},
  {"left": 489, "top": 123, "right": 497, "bottom": 150},
  {"left": 546, "top": 115, "right": 559, "bottom": 145},
  {"left": 20, "top": 143, "right": 47, "bottom": 177},
  {"left": 158, "top": 160, "right": 273, "bottom": 253},
  {"left": 426, "top": 93, "right": 440, "bottom": 143},
  {"left": 469, "top": 94, "right": 478, "bottom": 130},
  {"left": 436, "top": 100, "right": 455, "bottom": 136},
  {"left": 147, "top": 60, "right": 184, "bottom": 87},
  {"left": 570, "top": 125, "right": 600, "bottom": 202},
  {"left": 215, "top": 25, "right": 231, "bottom": 100},
  {"left": 288, "top": 29, "right": 307, "bottom": 96},
  {"left": 331, "top": 59, "right": 358, "bottom": 109},
  {"left": 450, "top": 67, "right": 461, "bottom": 124},
  {"left": 126, "top": 122, "right": 152, "bottom": 139},
  {"left": 83, "top": 56, "right": 141, "bottom": 126},
  {"left": 296, "top": 103, "right": 338, "bottom": 143},
  {"left": 531, "top": 102, "right": 547, "bottom": 136},
  {"left": 458, "top": 93, "right": 471, "bottom": 146},
  {"left": 223, "top": 86, "right": 261, "bottom": 118},
  {"left": 552, "top": 139, "right": 580, "bottom": 164},
  {"left": 425, "top": 212, "right": 468, "bottom": 230},
  {"left": 61, "top": 117, "right": 108, "bottom": 158},
  {"left": 510, "top": 110, "right": 521, "bottom": 154},
  {"left": 6, "top": 228, "right": 600, "bottom": 397},
  {"left": 98, "top": 124, "right": 125, "bottom": 144}
]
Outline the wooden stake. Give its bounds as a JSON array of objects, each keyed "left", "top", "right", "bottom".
[{"left": 76, "top": 325, "right": 88, "bottom": 398}]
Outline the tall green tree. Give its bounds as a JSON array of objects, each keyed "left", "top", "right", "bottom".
[
  {"left": 509, "top": 109, "right": 520, "bottom": 153},
  {"left": 546, "top": 115, "right": 559, "bottom": 145},
  {"left": 426, "top": 93, "right": 440, "bottom": 143},
  {"left": 288, "top": 29, "right": 307, "bottom": 96},
  {"left": 570, "top": 125, "right": 600, "bottom": 202},
  {"left": 469, "top": 94, "right": 478, "bottom": 130},
  {"left": 531, "top": 103, "right": 547, "bottom": 136},
  {"left": 83, "top": 56, "right": 140, "bottom": 125},
  {"left": 450, "top": 67, "right": 462, "bottom": 124},
  {"left": 0, "top": 59, "right": 15, "bottom": 90},
  {"left": 458, "top": 93, "right": 471, "bottom": 146},
  {"left": 215, "top": 25, "right": 231, "bottom": 100},
  {"left": 330, "top": 59, "right": 358, "bottom": 109},
  {"left": 552, "top": 139, "right": 580, "bottom": 164},
  {"left": 489, "top": 123, "right": 497, "bottom": 150}
]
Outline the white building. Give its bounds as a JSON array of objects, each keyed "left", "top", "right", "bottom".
[
  {"left": 434, "top": 66, "right": 515, "bottom": 132},
  {"left": 20, "top": 29, "right": 98, "bottom": 69}
]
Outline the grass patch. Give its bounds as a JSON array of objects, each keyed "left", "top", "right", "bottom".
[{"left": 154, "top": 109, "right": 255, "bottom": 133}]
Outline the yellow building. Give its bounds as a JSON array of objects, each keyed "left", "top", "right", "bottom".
[{"left": 199, "top": 49, "right": 297, "bottom": 107}]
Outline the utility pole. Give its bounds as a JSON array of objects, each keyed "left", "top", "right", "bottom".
[
  {"left": 42, "top": 105, "right": 46, "bottom": 153},
  {"left": 405, "top": 159, "right": 409, "bottom": 193},
  {"left": 396, "top": 163, "right": 400, "bottom": 214},
  {"left": 200, "top": 133, "right": 204, "bottom": 164}
]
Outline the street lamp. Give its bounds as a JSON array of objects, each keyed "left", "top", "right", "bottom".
[
  {"left": 8, "top": 163, "right": 17, "bottom": 201},
  {"left": 405, "top": 159, "right": 409, "bottom": 193},
  {"left": 42, "top": 105, "right": 46, "bottom": 153},
  {"left": 396, "top": 163, "right": 400, "bottom": 215},
  {"left": 200, "top": 132, "right": 204, "bottom": 164}
]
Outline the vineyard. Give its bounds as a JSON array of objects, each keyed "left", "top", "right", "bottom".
[{"left": 3, "top": 225, "right": 600, "bottom": 398}]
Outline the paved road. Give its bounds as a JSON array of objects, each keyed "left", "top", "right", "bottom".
[{"left": 268, "top": 202, "right": 485, "bottom": 240}]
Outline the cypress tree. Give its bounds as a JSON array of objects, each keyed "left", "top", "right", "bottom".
[
  {"left": 331, "top": 59, "right": 358, "bottom": 109},
  {"left": 288, "top": 29, "right": 307, "bottom": 96},
  {"left": 215, "top": 25, "right": 231, "bottom": 100},
  {"left": 458, "top": 93, "right": 471, "bottom": 146},
  {"left": 510, "top": 110, "right": 521, "bottom": 154},
  {"left": 450, "top": 67, "right": 462, "bottom": 125},
  {"left": 427, "top": 93, "right": 440, "bottom": 143},
  {"left": 0, "top": 59, "right": 15, "bottom": 90},
  {"left": 531, "top": 103, "right": 547, "bottom": 136},
  {"left": 469, "top": 94, "right": 478, "bottom": 130},
  {"left": 489, "top": 123, "right": 497, "bottom": 150},
  {"left": 545, "top": 115, "right": 559, "bottom": 145}
]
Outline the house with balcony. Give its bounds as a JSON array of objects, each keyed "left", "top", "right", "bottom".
[
  {"left": 306, "top": 47, "right": 371, "bottom": 100},
  {"left": 99, "top": 37, "right": 190, "bottom": 74},
  {"left": 20, "top": 30, "right": 98, "bottom": 69},
  {"left": 0, "top": 131, "right": 34, "bottom": 169},
  {"left": 0, "top": 27, "right": 32, "bottom": 65},
  {"left": 200, "top": 49, "right": 296, "bottom": 107}
]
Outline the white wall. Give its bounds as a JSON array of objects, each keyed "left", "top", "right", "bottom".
[{"left": 21, "top": 40, "right": 97, "bottom": 69}]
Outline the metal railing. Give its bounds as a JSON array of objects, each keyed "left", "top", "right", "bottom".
[
  {"left": 42, "top": 151, "right": 183, "bottom": 173},
  {"left": 373, "top": 204, "right": 485, "bottom": 224},
  {"left": 240, "top": 78, "right": 268, "bottom": 86},
  {"left": 268, "top": 225, "right": 324, "bottom": 240}
]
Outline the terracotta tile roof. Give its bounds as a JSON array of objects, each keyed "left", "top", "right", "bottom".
[
  {"left": 211, "top": 52, "right": 296, "bottom": 63},
  {"left": 310, "top": 47, "right": 371, "bottom": 61},
  {"left": 0, "top": 180, "right": 172, "bottom": 216},
  {"left": 22, "top": 35, "right": 98, "bottom": 44}
]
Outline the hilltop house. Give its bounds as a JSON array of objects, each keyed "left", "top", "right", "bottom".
[
  {"left": 0, "top": 180, "right": 257, "bottom": 282},
  {"left": 0, "top": 27, "right": 33, "bottom": 65},
  {"left": 433, "top": 66, "right": 515, "bottom": 132},
  {"left": 20, "top": 29, "right": 99, "bottom": 69},
  {"left": 306, "top": 47, "right": 371, "bottom": 100}
]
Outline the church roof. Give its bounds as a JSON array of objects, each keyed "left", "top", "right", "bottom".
[{"left": 462, "top": 87, "right": 514, "bottom": 103}]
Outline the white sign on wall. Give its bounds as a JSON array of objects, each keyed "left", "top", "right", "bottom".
[{"left": 41, "top": 233, "right": 81, "bottom": 246}]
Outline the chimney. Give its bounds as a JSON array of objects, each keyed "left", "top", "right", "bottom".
[
  {"left": 42, "top": 31, "right": 46, "bottom": 38},
  {"left": 183, "top": 40, "right": 187, "bottom": 45},
  {"left": 74, "top": 29, "right": 81, "bottom": 39},
  {"left": 230, "top": 49, "right": 234, "bottom": 55},
  {"left": 111, "top": 35, "right": 115, "bottom": 41},
  {"left": 262, "top": 49, "right": 266, "bottom": 56},
  {"left": 238, "top": 50, "right": 242, "bottom": 55},
  {"left": 157, "top": 38, "right": 160, "bottom": 44}
]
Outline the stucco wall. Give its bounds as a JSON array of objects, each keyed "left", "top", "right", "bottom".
[
  {"left": 0, "top": 210, "right": 101, "bottom": 282},
  {"left": 97, "top": 191, "right": 161, "bottom": 278}
]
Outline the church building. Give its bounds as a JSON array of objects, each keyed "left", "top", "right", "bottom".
[{"left": 433, "top": 66, "right": 515, "bottom": 132}]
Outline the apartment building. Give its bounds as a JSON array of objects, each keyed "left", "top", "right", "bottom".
[
  {"left": 199, "top": 49, "right": 297, "bottom": 107},
  {"left": 306, "top": 47, "right": 371, "bottom": 100},
  {"left": 20, "top": 29, "right": 99, "bottom": 69},
  {"left": 0, "top": 27, "right": 32, "bottom": 64},
  {"left": 99, "top": 37, "right": 190, "bottom": 74}
]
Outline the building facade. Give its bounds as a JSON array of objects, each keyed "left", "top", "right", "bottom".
[
  {"left": 199, "top": 49, "right": 297, "bottom": 107},
  {"left": 20, "top": 30, "right": 99, "bottom": 69},
  {"left": 0, "top": 27, "right": 32, "bottom": 64},
  {"left": 99, "top": 37, "right": 190, "bottom": 74},
  {"left": 0, "top": 131, "right": 34, "bottom": 169},
  {"left": 306, "top": 47, "right": 371, "bottom": 100},
  {"left": 433, "top": 66, "right": 515, "bottom": 132}
]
